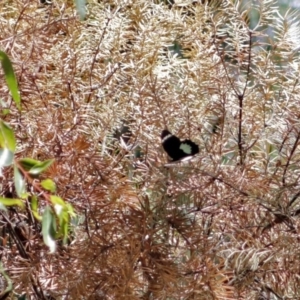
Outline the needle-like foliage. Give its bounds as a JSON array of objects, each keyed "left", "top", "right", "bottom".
[{"left": 1, "top": 0, "right": 300, "bottom": 299}]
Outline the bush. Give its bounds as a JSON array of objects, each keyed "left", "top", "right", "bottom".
[{"left": 1, "top": 0, "right": 300, "bottom": 298}]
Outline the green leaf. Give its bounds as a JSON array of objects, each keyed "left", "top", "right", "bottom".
[
  {"left": 75, "top": 0, "right": 86, "bottom": 20},
  {"left": 2, "top": 108, "right": 10, "bottom": 116},
  {"left": 32, "top": 211, "right": 42, "bottom": 221},
  {"left": 41, "top": 179, "right": 56, "bottom": 193},
  {"left": 56, "top": 208, "right": 70, "bottom": 244},
  {"left": 0, "top": 51, "right": 21, "bottom": 110},
  {"left": 66, "top": 203, "right": 76, "bottom": 217},
  {"left": 71, "top": 214, "right": 84, "bottom": 226},
  {"left": 29, "top": 159, "right": 54, "bottom": 175},
  {"left": 42, "top": 206, "right": 56, "bottom": 253},
  {"left": 0, "top": 261, "right": 13, "bottom": 297},
  {"left": 50, "top": 196, "right": 72, "bottom": 242},
  {"left": 60, "top": 219, "right": 69, "bottom": 245},
  {"left": 19, "top": 158, "right": 43, "bottom": 171},
  {"left": 0, "top": 197, "right": 24, "bottom": 209},
  {"left": 50, "top": 195, "right": 65, "bottom": 206},
  {"left": 0, "top": 121, "right": 16, "bottom": 152},
  {"left": 0, "top": 148, "right": 14, "bottom": 167},
  {"left": 30, "top": 195, "right": 38, "bottom": 211},
  {"left": 14, "top": 165, "right": 26, "bottom": 198},
  {"left": 0, "top": 203, "right": 7, "bottom": 211},
  {"left": 30, "top": 195, "right": 42, "bottom": 221},
  {"left": 50, "top": 195, "right": 66, "bottom": 218}
]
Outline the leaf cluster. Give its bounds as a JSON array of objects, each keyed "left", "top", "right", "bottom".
[{"left": 0, "top": 0, "right": 300, "bottom": 299}]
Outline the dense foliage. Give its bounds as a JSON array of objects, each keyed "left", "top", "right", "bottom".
[{"left": 1, "top": 0, "right": 300, "bottom": 299}]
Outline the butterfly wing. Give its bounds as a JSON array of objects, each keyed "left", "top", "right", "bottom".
[
  {"left": 180, "top": 140, "right": 199, "bottom": 156},
  {"left": 161, "top": 130, "right": 184, "bottom": 161},
  {"left": 161, "top": 130, "right": 199, "bottom": 161}
]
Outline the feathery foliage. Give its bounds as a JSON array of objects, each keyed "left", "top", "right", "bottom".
[{"left": 0, "top": 0, "right": 300, "bottom": 298}]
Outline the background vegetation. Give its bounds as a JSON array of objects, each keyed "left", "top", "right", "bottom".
[{"left": 1, "top": 0, "right": 300, "bottom": 299}]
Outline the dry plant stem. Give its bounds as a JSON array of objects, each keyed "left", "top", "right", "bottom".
[
  {"left": 147, "top": 75, "right": 167, "bottom": 127},
  {"left": 1, "top": 212, "right": 28, "bottom": 260},
  {"left": 87, "top": 16, "right": 113, "bottom": 103},
  {"left": 213, "top": 29, "right": 253, "bottom": 166},
  {"left": 282, "top": 129, "right": 300, "bottom": 186},
  {"left": 1, "top": 0, "right": 300, "bottom": 298},
  {"left": 15, "top": 161, "right": 52, "bottom": 205},
  {"left": 238, "top": 32, "right": 252, "bottom": 165}
]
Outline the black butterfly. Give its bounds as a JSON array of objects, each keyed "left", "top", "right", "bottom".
[{"left": 161, "top": 130, "right": 199, "bottom": 161}]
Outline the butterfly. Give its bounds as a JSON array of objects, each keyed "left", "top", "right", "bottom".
[{"left": 161, "top": 130, "right": 199, "bottom": 161}]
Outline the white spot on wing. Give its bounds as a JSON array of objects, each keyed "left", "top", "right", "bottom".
[{"left": 180, "top": 143, "right": 192, "bottom": 154}]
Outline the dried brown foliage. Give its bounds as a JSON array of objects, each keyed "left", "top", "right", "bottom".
[{"left": 1, "top": 0, "right": 300, "bottom": 299}]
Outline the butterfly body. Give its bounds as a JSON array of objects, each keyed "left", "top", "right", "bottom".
[{"left": 161, "top": 130, "right": 199, "bottom": 161}]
